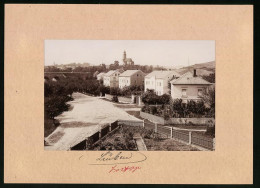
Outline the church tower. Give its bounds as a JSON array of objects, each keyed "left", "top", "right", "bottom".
[
  {"left": 123, "top": 50, "right": 127, "bottom": 65},
  {"left": 123, "top": 51, "right": 126, "bottom": 61}
]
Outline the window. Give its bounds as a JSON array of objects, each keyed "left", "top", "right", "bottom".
[
  {"left": 198, "top": 89, "right": 203, "bottom": 97},
  {"left": 182, "top": 89, "right": 187, "bottom": 97}
]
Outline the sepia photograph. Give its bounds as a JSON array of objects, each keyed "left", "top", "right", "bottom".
[{"left": 44, "top": 40, "right": 215, "bottom": 151}]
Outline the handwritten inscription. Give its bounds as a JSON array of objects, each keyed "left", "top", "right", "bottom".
[
  {"left": 109, "top": 165, "right": 141, "bottom": 173},
  {"left": 87, "top": 151, "right": 147, "bottom": 165},
  {"left": 96, "top": 151, "right": 132, "bottom": 162}
]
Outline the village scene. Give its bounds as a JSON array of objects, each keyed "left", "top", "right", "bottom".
[{"left": 44, "top": 41, "right": 215, "bottom": 151}]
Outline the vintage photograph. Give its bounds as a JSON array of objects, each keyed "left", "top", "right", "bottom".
[{"left": 44, "top": 40, "right": 215, "bottom": 151}]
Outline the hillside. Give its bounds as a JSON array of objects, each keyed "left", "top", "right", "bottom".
[{"left": 176, "top": 61, "right": 215, "bottom": 76}]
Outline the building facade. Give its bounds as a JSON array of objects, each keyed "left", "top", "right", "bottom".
[
  {"left": 119, "top": 70, "right": 145, "bottom": 89},
  {"left": 145, "top": 70, "right": 180, "bottom": 96},
  {"left": 103, "top": 70, "right": 122, "bottom": 88},
  {"left": 96, "top": 72, "right": 106, "bottom": 80},
  {"left": 170, "top": 70, "right": 212, "bottom": 102}
]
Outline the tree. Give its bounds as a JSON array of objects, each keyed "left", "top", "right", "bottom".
[
  {"left": 201, "top": 86, "right": 215, "bottom": 118},
  {"left": 202, "top": 73, "right": 215, "bottom": 83},
  {"left": 142, "top": 90, "right": 160, "bottom": 105}
]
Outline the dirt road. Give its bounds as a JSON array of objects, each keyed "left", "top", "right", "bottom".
[{"left": 45, "top": 92, "right": 141, "bottom": 150}]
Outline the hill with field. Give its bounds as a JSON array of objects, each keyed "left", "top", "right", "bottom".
[{"left": 176, "top": 61, "right": 215, "bottom": 76}]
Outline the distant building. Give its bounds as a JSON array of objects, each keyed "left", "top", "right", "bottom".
[
  {"left": 145, "top": 70, "right": 180, "bottom": 96},
  {"left": 119, "top": 70, "right": 145, "bottom": 89},
  {"left": 103, "top": 70, "right": 123, "bottom": 88},
  {"left": 97, "top": 72, "right": 106, "bottom": 80},
  {"left": 122, "top": 51, "right": 134, "bottom": 66},
  {"left": 170, "top": 69, "right": 212, "bottom": 103}
]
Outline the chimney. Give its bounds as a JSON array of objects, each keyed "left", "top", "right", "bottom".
[{"left": 193, "top": 69, "right": 197, "bottom": 77}]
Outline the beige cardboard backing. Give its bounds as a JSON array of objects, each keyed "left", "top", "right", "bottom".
[{"left": 4, "top": 5, "right": 253, "bottom": 184}]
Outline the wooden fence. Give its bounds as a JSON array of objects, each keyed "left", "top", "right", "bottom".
[
  {"left": 191, "top": 134, "right": 214, "bottom": 150},
  {"left": 70, "top": 119, "right": 144, "bottom": 150},
  {"left": 118, "top": 119, "right": 144, "bottom": 127},
  {"left": 172, "top": 130, "right": 190, "bottom": 143},
  {"left": 153, "top": 123, "right": 215, "bottom": 150}
]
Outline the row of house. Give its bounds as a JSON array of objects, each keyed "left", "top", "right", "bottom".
[{"left": 97, "top": 69, "right": 212, "bottom": 102}]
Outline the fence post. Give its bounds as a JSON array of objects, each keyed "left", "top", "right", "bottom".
[
  {"left": 155, "top": 123, "right": 157, "bottom": 133},
  {"left": 138, "top": 96, "right": 142, "bottom": 106},
  {"left": 188, "top": 131, "right": 192, "bottom": 145},
  {"left": 142, "top": 120, "right": 145, "bottom": 128},
  {"left": 109, "top": 123, "right": 111, "bottom": 132},
  {"left": 170, "top": 127, "right": 173, "bottom": 138}
]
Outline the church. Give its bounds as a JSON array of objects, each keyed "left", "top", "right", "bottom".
[{"left": 122, "top": 51, "right": 134, "bottom": 66}]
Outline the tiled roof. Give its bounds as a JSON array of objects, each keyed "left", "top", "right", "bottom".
[
  {"left": 97, "top": 72, "right": 105, "bottom": 77},
  {"left": 171, "top": 71, "right": 212, "bottom": 85},
  {"left": 119, "top": 70, "right": 143, "bottom": 77},
  {"left": 104, "top": 70, "right": 116, "bottom": 77},
  {"left": 145, "top": 70, "right": 180, "bottom": 79}
]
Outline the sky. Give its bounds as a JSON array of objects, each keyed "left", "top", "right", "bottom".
[{"left": 45, "top": 40, "right": 215, "bottom": 67}]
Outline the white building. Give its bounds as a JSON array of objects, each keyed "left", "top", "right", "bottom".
[
  {"left": 103, "top": 70, "right": 122, "bottom": 88},
  {"left": 170, "top": 70, "right": 212, "bottom": 102},
  {"left": 96, "top": 72, "right": 106, "bottom": 80},
  {"left": 119, "top": 70, "right": 145, "bottom": 89},
  {"left": 145, "top": 70, "right": 180, "bottom": 96}
]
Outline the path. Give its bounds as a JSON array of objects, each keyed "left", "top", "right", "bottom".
[{"left": 45, "top": 92, "right": 141, "bottom": 151}]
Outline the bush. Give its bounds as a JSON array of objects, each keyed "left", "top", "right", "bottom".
[
  {"left": 150, "top": 106, "right": 157, "bottom": 115},
  {"left": 112, "top": 96, "right": 119, "bottom": 103}
]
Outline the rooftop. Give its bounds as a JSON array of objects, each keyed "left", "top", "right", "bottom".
[
  {"left": 97, "top": 72, "right": 106, "bottom": 77},
  {"left": 119, "top": 70, "right": 143, "bottom": 77},
  {"left": 104, "top": 70, "right": 116, "bottom": 77},
  {"left": 145, "top": 70, "right": 180, "bottom": 79},
  {"left": 171, "top": 71, "right": 212, "bottom": 85}
]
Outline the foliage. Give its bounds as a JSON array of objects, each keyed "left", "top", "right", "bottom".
[
  {"left": 202, "top": 73, "right": 215, "bottom": 83},
  {"left": 201, "top": 86, "right": 215, "bottom": 118},
  {"left": 112, "top": 96, "right": 119, "bottom": 103},
  {"left": 142, "top": 90, "right": 171, "bottom": 105},
  {"left": 142, "top": 98, "right": 213, "bottom": 118},
  {"left": 110, "top": 87, "right": 121, "bottom": 95}
]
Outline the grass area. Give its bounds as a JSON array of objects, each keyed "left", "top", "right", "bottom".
[
  {"left": 144, "top": 138, "right": 199, "bottom": 151},
  {"left": 168, "top": 124, "right": 208, "bottom": 130},
  {"left": 113, "top": 104, "right": 140, "bottom": 108}
]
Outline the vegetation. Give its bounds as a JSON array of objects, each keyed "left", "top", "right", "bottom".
[
  {"left": 142, "top": 90, "right": 171, "bottom": 105},
  {"left": 141, "top": 86, "right": 215, "bottom": 118},
  {"left": 142, "top": 98, "right": 213, "bottom": 118},
  {"left": 110, "top": 85, "right": 144, "bottom": 97},
  {"left": 44, "top": 74, "right": 106, "bottom": 137},
  {"left": 202, "top": 73, "right": 215, "bottom": 83}
]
